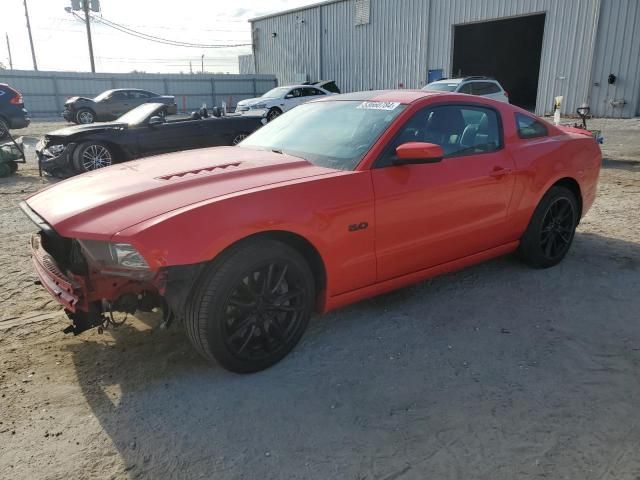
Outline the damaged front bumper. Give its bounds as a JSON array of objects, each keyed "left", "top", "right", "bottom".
[
  {"left": 36, "top": 141, "right": 77, "bottom": 177},
  {"left": 30, "top": 230, "right": 166, "bottom": 334}
]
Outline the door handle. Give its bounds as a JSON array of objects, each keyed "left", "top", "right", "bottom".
[{"left": 489, "top": 167, "right": 512, "bottom": 178}]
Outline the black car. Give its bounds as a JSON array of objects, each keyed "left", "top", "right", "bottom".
[
  {"left": 63, "top": 88, "right": 178, "bottom": 124},
  {"left": 38, "top": 103, "right": 264, "bottom": 177},
  {"left": 0, "top": 83, "right": 31, "bottom": 140}
]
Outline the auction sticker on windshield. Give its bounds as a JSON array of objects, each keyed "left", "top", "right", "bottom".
[{"left": 357, "top": 101, "right": 401, "bottom": 110}]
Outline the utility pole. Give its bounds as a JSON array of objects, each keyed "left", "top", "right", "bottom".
[
  {"left": 201, "top": 54, "right": 204, "bottom": 74},
  {"left": 189, "top": 60, "right": 193, "bottom": 74},
  {"left": 23, "top": 0, "right": 37, "bottom": 70},
  {"left": 82, "top": 0, "right": 96, "bottom": 73},
  {"left": 5, "top": 34, "right": 13, "bottom": 69}
]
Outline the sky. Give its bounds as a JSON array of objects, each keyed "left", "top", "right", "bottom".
[{"left": 0, "top": 0, "right": 320, "bottom": 73}]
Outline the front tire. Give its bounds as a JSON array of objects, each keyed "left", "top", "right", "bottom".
[
  {"left": 231, "top": 132, "right": 249, "bottom": 145},
  {"left": 266, "top": 108, "right": 282, "bottom": 122},
  {"left": 184, "top": 239, "right": 315, "bottom": 373},
  {"left": 75, "top": 108, "right": 95, "bottom": 124},
  {"left": 517, "top": 186, "right": 578, "bottom": 268},
  {"left": 72, "top": 142, "right": 113, "bottom": 173}
]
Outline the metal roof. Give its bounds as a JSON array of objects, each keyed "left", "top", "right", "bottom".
[{"left": 248, "top": 0, "right": 347, "bottom": 22}]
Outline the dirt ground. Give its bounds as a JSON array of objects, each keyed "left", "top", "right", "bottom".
[{"left": 1, "top": 119, "right": 639, "bottom": 480}]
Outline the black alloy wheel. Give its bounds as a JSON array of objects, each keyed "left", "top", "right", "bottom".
[
  {"left": 517, "top": 185, "right": 578, "bottom": 268},
  {"left": 539, "top": 197, "right": 576, "bottom": 260},
  {"left": 222, "top": 263, "right": 306, "bottom": 362},
  {"left": 185, "top": 239, "right": 315, "bottom": 373}
]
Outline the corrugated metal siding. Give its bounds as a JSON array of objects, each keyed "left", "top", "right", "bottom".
[
  {"left": 252, "top": 0, "right": 640, "bottom": 117},
  {"left": 428, "top": 0, "right": 600, "bottom": 116},
  {"left": 589, "top": 0, "right": 640, "bottom": 118},
  {"left": 238, "top": 54, "right": 255, "bottom": 74},
  {"left": 253, "top": 7, "right": 321, "bottom": 85},
  {"left": 0, "top": 70, "right": 277, "bottom": 116}
]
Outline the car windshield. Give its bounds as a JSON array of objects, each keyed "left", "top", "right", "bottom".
[
  {"left": 261, "top": 87, "right": 290, "bottom": 99},
  {"left": 423, "top": 83, "right": 459, "bottom": 92},
  {"left": 117, "top": 103, "right": 163, "bottom": 125},
  {"left": 240, "top": 100, "right": 406, "bottom": 170},
  {"left": 93, "top": 90, "right": 115, "bottom": 102}
]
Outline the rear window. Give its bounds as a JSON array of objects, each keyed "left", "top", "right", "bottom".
[
  {"left": 424, "top": 82, "right": 459, "bottom": 92},
  {"left": 472, "top": 82, "right": 501, "bottom": 95},
  {"left": 516, "top": 113, "right": 548, "bottom": 139}
]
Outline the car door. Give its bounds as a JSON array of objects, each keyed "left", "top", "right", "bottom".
[
  {"left": 108, "top": 91, "right": 131, "bottom": 117},
  {"left": 282, "top": 88, "right": 305, "bottom": 112},
  {"left": 371, "top": 103, "right": 516, "bottom": 281},
  {"left": 135, "top": 117, "right": 208, "bottom": 157}
]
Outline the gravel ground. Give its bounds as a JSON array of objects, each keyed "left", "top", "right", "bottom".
[{"left": 0, "top": 118, "right": 639, "bottom": 480}]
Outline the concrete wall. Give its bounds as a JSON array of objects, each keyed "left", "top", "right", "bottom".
[
  {"left": 0, "top": 70, "right": 277, "bottom": 117},
  {"left": 251, "top": 0, "right": 640, "bottom": 117}
]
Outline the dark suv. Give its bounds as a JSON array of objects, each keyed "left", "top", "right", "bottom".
[{"left": 0, "top": 84, "right": 30, "bottom": 140}]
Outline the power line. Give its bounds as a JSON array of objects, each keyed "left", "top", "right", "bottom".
[{"left": 72, "top": 12, "right": 252, "bottom": 48}]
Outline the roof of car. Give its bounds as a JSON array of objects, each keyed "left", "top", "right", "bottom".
[{"left": 314, "top": 89, "right": 447, "bottom": 104}]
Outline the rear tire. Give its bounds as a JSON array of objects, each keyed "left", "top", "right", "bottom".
[
  {"left": 184, "top": 239, "right": 315, "bottom": 373},
  {"left": 72, "top": 142, "right": 113, "bottom": 173},
  {"left": 517, "top": 186, "right": 578, "bottom": 268}
]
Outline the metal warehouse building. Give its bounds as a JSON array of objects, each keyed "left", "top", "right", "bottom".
[{"left": 242, "top": 0, "right": 640, "bottom": 118}]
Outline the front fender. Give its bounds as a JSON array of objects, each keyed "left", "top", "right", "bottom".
[{"left": 113, "top": 171, "right": 377, "bottom": 298}]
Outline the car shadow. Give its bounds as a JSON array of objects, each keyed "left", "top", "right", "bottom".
[
  {"left": 602, "top": 157, "right": 640, "bottom": 171},
  {"left": 68, "top": 232, "right": 640, "bottom": 479}
]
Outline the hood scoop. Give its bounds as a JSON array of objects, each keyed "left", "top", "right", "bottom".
[{"left": 156, "top": 162, "right": 242, "bottom": 181}]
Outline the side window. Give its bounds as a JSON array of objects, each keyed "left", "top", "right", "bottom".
[
  {"left": 301, "top": 87, "right": 321, "bottom": 97},
  {"left": 376, "top": 105, "right": 502, "bottom": 168},
  {"left": 110, "top": 91, "right": 127, "bottom": 100},
  {"left": 312, "top": 88, "right": 326, "bottom": 96},
  {"left": 458, "top": 83, "right": 473, "bottom": 94},
  {"left": 516, "top": 113, "right": 548, "bottom": 139},
  {"left": 474, "top": 82, "right": 501, "bottom": 95},
  {"left": 288, "top": 88, "right": 302, "bottom": 98}
]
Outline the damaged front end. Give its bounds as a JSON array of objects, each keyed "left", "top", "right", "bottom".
[{"left": 22, "top": 201, "right": 198, "bottom": 335}]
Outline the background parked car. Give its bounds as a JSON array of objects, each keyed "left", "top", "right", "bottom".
[
  {"left": 39, "top": 102, "right": 263, "bottom": 177},
  {"left": 236, "top": 84, "right": 334, "bottom": 121},
  {"left": 422, "top": 76, "right": 509, "bottom": 103},
  {"left": 63, "top": 88, "right": 177, "bottom": 124},
  {"left": 0, "top": 83, "right": 31, "bottom": 140}
]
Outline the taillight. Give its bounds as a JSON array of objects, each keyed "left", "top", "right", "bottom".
[
  {"left": 6, "top": 86, "right": 23, "bottom": 104},
  {"left": 504, "top": 90, "right": 509, "bottom": 97}
]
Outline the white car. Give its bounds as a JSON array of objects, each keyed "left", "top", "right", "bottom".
[
  {"left": 236, "top": 85, "right": 333, "bottom": 121},
  {"left": 422, "top": 76, "right": 509, "bottom": 103}
]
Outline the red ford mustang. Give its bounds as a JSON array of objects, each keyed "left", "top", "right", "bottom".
[{"left": 21, "top": 90, "right": 601, "bottom": 373}]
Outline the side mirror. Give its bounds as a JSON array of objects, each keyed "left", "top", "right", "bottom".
[
  {"left": 393, "top": 142, "right": 444, "bottom": 165},
  {"left": 148, "top": 115, "right": 164, "bottom": 126}
]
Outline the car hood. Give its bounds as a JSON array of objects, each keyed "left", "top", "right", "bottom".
[
  {"left": 45, "top": 122, "right": 127, "bottom": 139},
  {"left": 64, "top": 96, "right": 94, "bottom": 105},
  {"left": 25, "top": 146, "right": 337, "bottom": 239},
  {"left": 237, "top": 97, "right": 267, "bottom": 106}
]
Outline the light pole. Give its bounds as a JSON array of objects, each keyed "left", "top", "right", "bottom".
[
  {"left": 82, "top": 0, "right": 96, "bottom": 72},
  {"left": 23, "top": 0, "right": 38, "bottom": 70},
  {"left": 201, "top": 54, "right": 204, "bottom": 74}
]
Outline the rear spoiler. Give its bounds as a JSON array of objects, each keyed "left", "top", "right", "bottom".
[{"left": 558, "top": 125, "right": 603, "bottom": 144}]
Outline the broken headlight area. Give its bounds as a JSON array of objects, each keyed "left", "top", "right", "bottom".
[{"left": 78, "top": 240, "right": 151, "bottom": 278}]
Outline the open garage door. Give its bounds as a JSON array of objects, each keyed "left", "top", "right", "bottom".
[{"left": 452, "top": 14, "right": 546, "bottom": 111}]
